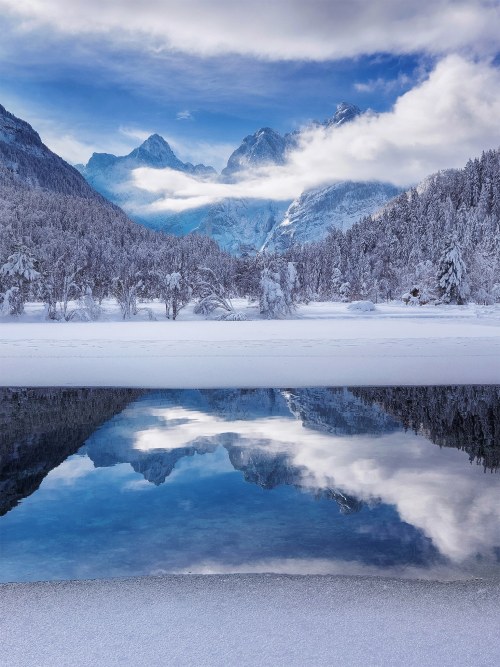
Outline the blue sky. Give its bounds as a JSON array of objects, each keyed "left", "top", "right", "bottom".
[
  {"left": 0, "top": 20, "right": 423, "bottom": 169},
  {"left": 0, "top": 1, "right": 498, "bottom": 187}
]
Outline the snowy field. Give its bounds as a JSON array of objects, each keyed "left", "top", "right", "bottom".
[
  {"left": 2, "top": 573, "right": 500, "bottom": 667},
  {"left": 1, "top": 300, "right": 500, "bottom": 387}
]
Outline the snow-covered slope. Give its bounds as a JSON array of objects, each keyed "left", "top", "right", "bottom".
[
  {"left": 265, "top": 181, "right": 401, "bottom": 250},
  {"left": 0, "top": 103, "right": 101, "bottom": 198},
  {"left": 197, "top": 198, "right": 290, "bottom": 254}
]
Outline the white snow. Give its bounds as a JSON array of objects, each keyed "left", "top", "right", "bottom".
[
  {"left": 1, "top": 300, "right": 500, "bottom": 387},
  {"left": 2, "top": 574, "right": 500, "bottom": 667},
  {"left": 347, "top": 299, "right": 376, "bottom": 311}
]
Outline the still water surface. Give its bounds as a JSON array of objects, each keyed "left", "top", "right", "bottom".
[{"left": 1, "top": 386, "right": 499, "bottom": 582}]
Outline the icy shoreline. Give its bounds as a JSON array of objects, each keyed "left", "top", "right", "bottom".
[
  {"left": 2, "top": 573, "right": 500, "bottom": 666},
  {"left": 1, "top": 301, "right": 500, "bottom": 387}
]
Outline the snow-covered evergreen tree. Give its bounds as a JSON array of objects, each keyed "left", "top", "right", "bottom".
[
  {"left": 259, "top": 268, "right": 288, "bottom": 318},
  {"left": 0, "top": 245, "right": 39, "bottom": 315},
  {"left": 331, "top": 267, "right": 343, "bottom": 300},
  {"left": 283, "top": 262, "right": 300, "bottom": 312},
  {"left": 436, "top": 236, "right": 469, "bottom": 304}
]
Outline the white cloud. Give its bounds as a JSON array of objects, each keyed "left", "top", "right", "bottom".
[
  {"left": 176, "top": 110, "right": 193, "bottom": 121},
  {"left": 119, "top": 126, "right": 152, "bottom": 143},
  {"left": 43, "top": 455, "right": 95, "bottom": 486},
  {"left": 41, "top": 132, "right": 102, "bottom": 164},
  {"left": 353, "top": 72, "right": 414, "bottom": 94},
  {"left": 131, "top": 56, "right": 500, "bottom": 212},
  {"left": 0, "top": 0, "right": 498, "bottom": 61},
  {"left": 167, "top": 558, "right": 474, "bottom": 580}
]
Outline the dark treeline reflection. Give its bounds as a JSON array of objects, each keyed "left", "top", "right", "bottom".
[
  {"left": 0, "top": 388, "right": 142, "bottom": 516},
  {"left": 1, "top": 385, "right": 499, "bottom": 518},
  {"left": 353, "top": 386, "right": 500, "bottom": 471}
]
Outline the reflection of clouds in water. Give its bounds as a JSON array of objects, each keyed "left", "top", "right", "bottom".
[
  {"left": 87, "top": 394, "right": 500, "bottom": 563},
  {"left": 158, "top": 557, "right": 477, "bottom": 582},
  {"left": 122, "top": 478, "right": 154, "bottom": 492},
  {"left": 42, "top": 455, "right": 96, "bottom": 487},
  {"left": 133, "top": 407, "right": 290, "bottom": 452},
  {"left": 287, "top": 430, "right": 500, "bottom": 564}
]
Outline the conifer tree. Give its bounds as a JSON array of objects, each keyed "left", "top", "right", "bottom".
[{"left": 437, "top": 236, "right": 469, "bottom": 304}]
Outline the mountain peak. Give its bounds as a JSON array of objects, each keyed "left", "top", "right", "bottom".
[
  {"left": 127, "top": 133, "right": 183, "bottom": 168},
  {"left": 0, "top": 103, "right": 43, "bottom": 150},
  {"left": 327, "top": 102, "right": 361, "bottom": 127},
  {"left": 222, "top": 126, "right": 288, "bottom": 179},
  {"left": 140, "top": 133, "right": 170, "bottom": 149}
]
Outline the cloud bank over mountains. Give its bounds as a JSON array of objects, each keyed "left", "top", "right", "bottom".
[
  {"left": 1, "top": 0, "right": 499, "bottom": 211},
  {"left": 132, "top": 56, "right": 500, "bottom": 212}
]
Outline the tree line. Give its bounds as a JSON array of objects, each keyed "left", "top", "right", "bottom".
[{"left": 1, "top": 148, "right": 499, "bottom": 320}]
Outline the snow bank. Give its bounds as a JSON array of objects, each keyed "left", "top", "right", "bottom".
[
  {"left": 2, "top": 574, "right": 500, "bottom": 667},
  {"left": 347, "top": 300, "right": 376, "bottom": 312},
  {"left": 1, "top": 302, "right": 500, "bottom": 387}
]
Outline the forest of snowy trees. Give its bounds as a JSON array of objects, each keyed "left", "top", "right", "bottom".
[{"left": 1, "top": 147, "right": 499, "bottom": 320}]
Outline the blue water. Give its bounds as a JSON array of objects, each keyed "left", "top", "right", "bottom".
[{"left": 1, "top": 387, "right": 499, "bottom": 582}]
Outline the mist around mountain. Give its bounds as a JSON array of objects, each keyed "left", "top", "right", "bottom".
[
  {"left": 1, "top": 100, "right": 499, "bottom": 320},
  {"left": 75, "top": 102, "right": 400, "bottom": 254}
]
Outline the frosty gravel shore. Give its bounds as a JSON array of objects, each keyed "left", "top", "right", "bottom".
[{"left": 2, "top": 573, "right": 500, "bottom": 667}]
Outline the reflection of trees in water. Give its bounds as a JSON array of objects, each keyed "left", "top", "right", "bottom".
[
  {"left": 284, "top": 387, "right": 401, "bottom": 436},
  {"left": 0, "top": 388, "right": 142, "bottom": 516},
  {"left": 352, "top": 386, "right": 500, "bottom": 472}
]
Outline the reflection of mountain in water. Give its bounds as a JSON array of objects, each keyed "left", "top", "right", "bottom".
[
  {"left": 0, "top": 388, "right": 141, "bottom": 515},
  {"left": 84, "top": 388, "right": 371, "bottom": 513},
  {"left": 1, "top": 386, "right": 499, "bottom": 517},
  {"left": 225, "top": 443, "right": 362, "bottom": 514},
  {"left": 284, "top": 388, "right": 400, "bottom": 435},
  {"left": 353, "top": 386, "right": 500, "bottom": 471}
]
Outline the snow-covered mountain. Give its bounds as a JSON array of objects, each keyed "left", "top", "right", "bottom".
[
  {"left": 75, "top": 102, "right": 399, "bottom": 253},
  {"left": 76, "top": 134, "right": 216, "bottom": 230},
  {"left": 84, "top": 388, "right": 388, "bottom": 511},
  {"left": 196, "top": 198, "right": 290, "bottom": 255},
  {"left": 0, "top": 103, "right": 100, "bottom": 198},
  {"left": 265, "top": 181, "right": 401, "bottom": 251},
  {"left": 221, "top": 127, "right": 291, "bottom": 181},
  {"left": 323, "top": 101, "right": 362, "bottom": 127},
  {"left": 81, "top": 133, "right": 216, "bottom": 183}
]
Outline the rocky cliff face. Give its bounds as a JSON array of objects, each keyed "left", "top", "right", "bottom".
[
  {"left": 264, "top": 181, "right": 402, "bottom": 250},
  {"left": 0, "top": 103, "right": 103, "bottom": 198}
]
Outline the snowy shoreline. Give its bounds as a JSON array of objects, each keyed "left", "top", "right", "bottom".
[
  {"left": 1, "top": 301, "right": 500, "bottom": 387},
  {"left": 2, "top": 573, "right": 500, "bottom": 666}
]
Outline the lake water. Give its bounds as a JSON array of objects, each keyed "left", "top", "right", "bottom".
[{"left": 1, "top": 386, "right": 499, "bottom": 582}]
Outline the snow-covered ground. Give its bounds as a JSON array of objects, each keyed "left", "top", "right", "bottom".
[
  {"left": 2, "top": 573, "right": 500, "bottom": 667},
  {"left": 1, "top": 300, "right": 500, "bottom": 387}
]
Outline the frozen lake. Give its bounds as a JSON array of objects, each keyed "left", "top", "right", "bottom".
[{"left": 1, "top": 385, "right": 499, "bottom": 583}]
